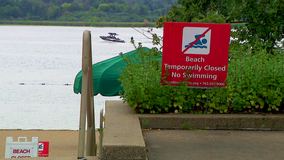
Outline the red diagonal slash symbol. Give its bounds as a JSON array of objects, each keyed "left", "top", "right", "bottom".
[{"left": 182, "top": 28, "right": 210, "bottom": 54}]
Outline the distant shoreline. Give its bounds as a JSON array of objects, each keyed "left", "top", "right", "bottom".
[
  {"left": 0, "top": 20, "right": 246, "bottom": 28},
  {"left": 0, "top": 20, "right": 156, "bottom": 27}
]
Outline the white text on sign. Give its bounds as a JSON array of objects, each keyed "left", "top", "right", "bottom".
[{"left": 185, "top": 56, "right": 205, "bottom": 62}]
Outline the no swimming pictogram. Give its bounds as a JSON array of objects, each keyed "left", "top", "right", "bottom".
[{"left": 182, "top": 27, "right": 211, "bottom": 55}]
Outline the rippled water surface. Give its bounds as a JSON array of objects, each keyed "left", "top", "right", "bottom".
[{"left": 0, "top": 26, "right": 162, "bottom": 130}]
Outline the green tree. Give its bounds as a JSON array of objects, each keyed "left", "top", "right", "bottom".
[
  {"left": 30, "top": 0, "right": 46, "bottom": 17},
  {"left": 19, "top": 0, "right": 28, "bottom": 17},
  {"left": 61, "top": 2, "right": 72, "bottom": 11},
  {"left": 0, "top": 0, "right": 181, "bottom": 22},
  {"left": 156, "top": 0, "right": 232, "bottom": 26},
  {"left": 156, "top": 0, "right": 284, "bottom": 54},
  {"left": 97, "top": 3, "right": 125, "bottom": 13},
  {"left": 237, "top": 0, "right": 284, "bottom": 54},
  {"left": 68, "top": 2, "right": 84, "bottom": 11},
  {"left": 192, "top": 10, "right": 226, "bottom": 23},
  {"left": 92, "top": 16, "right": 98, "bottom": 22},
  {"left": 46, "top": 6, "right": 60, "bottom": 20},
  {"left": 0, "top": 5, "right": 22, "bottom": 19},
  {"left": 137, "top": 4, "right": 150, "bottom": 16}
]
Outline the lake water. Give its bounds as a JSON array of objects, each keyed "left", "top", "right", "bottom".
[{"left": 0, "top": 26, "right": 163, "bottom": 130}]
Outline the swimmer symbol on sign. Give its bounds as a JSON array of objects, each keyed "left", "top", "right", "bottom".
[
  {"left": 182, "top": 27, "right": 211, "bottom": 55},
  {"left": 39, "top": 143, "right": 44, "bottom": 151}
]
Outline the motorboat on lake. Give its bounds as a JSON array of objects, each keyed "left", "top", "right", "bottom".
[{"left": 99, "top": 33, "right": 125, "bottom": 43}]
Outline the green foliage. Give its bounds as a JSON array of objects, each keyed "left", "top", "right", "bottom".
[
  {"left": 46, "top": 6, "right": 60, "bottom": 20},
  {"left": 224, "top": 46, "right": 284, "bottom": 113},
  {"left": 119, "top": 39, "right": 284, "bottom": 114},
  {"left": 156, "top": 0, "right": 230, "bottom": 27},
  {"left": 0, "top": 0, "right": 178, "bottom": 22},
  {"left": 118, "top": 0, "right": 284, "bottom": 114},
  {"left": 92, "top": 16, "right": 98, "bottom": 23},
  {"left": 206, "top": 46, "right": 284, "bottom": 114},
  {"left": 118, "top": 46, "right": 164, "bottom": 113},
  {"left": 62, "top": 3, "right": 72, "bottom": 11},
  {"left": 119, "top": 45, "right": 196, "bottom": 114},
  {"left": 234, "top": 0, "right": 284, "bottom": 54},
  {"left": 156, "top": 0, "right": 283, "bottom": 54},
  {"left": 192, "top": 11, "right": 226, "bottom": 23}
]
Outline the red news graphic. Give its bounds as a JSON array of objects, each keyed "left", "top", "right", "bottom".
[{"left": 162, "top": 22, "right": 231, "bottom": 88}]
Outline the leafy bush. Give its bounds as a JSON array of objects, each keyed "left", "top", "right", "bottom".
[
  {"left": 224, "top": 47, "right": 284, "bottom": 113},
  {"left": 119, "top": 46, "right": 196, "bottom": 114},
  {"left": 119, "top": 42, "right": 284, "bottom": 114}
]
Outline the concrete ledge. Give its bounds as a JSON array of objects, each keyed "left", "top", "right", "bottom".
[
  {"left": 138, "top": 114, "right": 284, "bottom": 130},
  {"left": 102, "top": 101, "right": 146, "bottom": 160}
]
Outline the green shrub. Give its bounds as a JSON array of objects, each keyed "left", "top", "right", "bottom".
[
  {"left": 195, "top": 46, "right": 284, "bottom": 114},
  {"left": 225, "top": 47, "right": 284, "bottom": 113},
  {"left": 119, "top": 46, "right": 198, "bottom": 114},
  {"left": 119, "top": 42, "right": 284, "bottom": 114}
]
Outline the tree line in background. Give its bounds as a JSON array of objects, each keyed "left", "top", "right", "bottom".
[{"left": 0, "top": 0, "right": 178, "bottom": 22}]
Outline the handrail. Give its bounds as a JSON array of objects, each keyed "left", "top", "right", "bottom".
[{"left": 77, "top": 30, "right": 97, "bottom": 159}]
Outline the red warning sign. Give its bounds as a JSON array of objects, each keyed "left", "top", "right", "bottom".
[
  {"left": 162, "top": 22, "right": 231, "bottom": 87},
  {"left": 38, "top": 141, "right": 49, "bottom": 157}
]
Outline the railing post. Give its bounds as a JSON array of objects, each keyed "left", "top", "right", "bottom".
[
  {"left": 86, "top": 31, "right": 96, "bottom": 156},
  {"left": 99, "top": 109, "right": 104, "bottom": 158},
  {"left": 78, "top": 30, "right": 96, "bottom": 159}
]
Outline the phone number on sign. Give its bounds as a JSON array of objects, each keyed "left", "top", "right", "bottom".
[{"left": 202, "top": 82, "right": 226, "bottom": 86}]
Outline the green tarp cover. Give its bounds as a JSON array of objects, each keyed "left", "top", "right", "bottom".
[{"left": 73, "top": 47, "right": 161, "bottom": 96}]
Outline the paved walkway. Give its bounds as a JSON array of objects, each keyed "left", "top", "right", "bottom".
[
  {"left": 104, "top": 101, "right": 284, "bottom": 160},
  {"left": 143, "top": 130, "right": 284, "bottom": 160}
]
